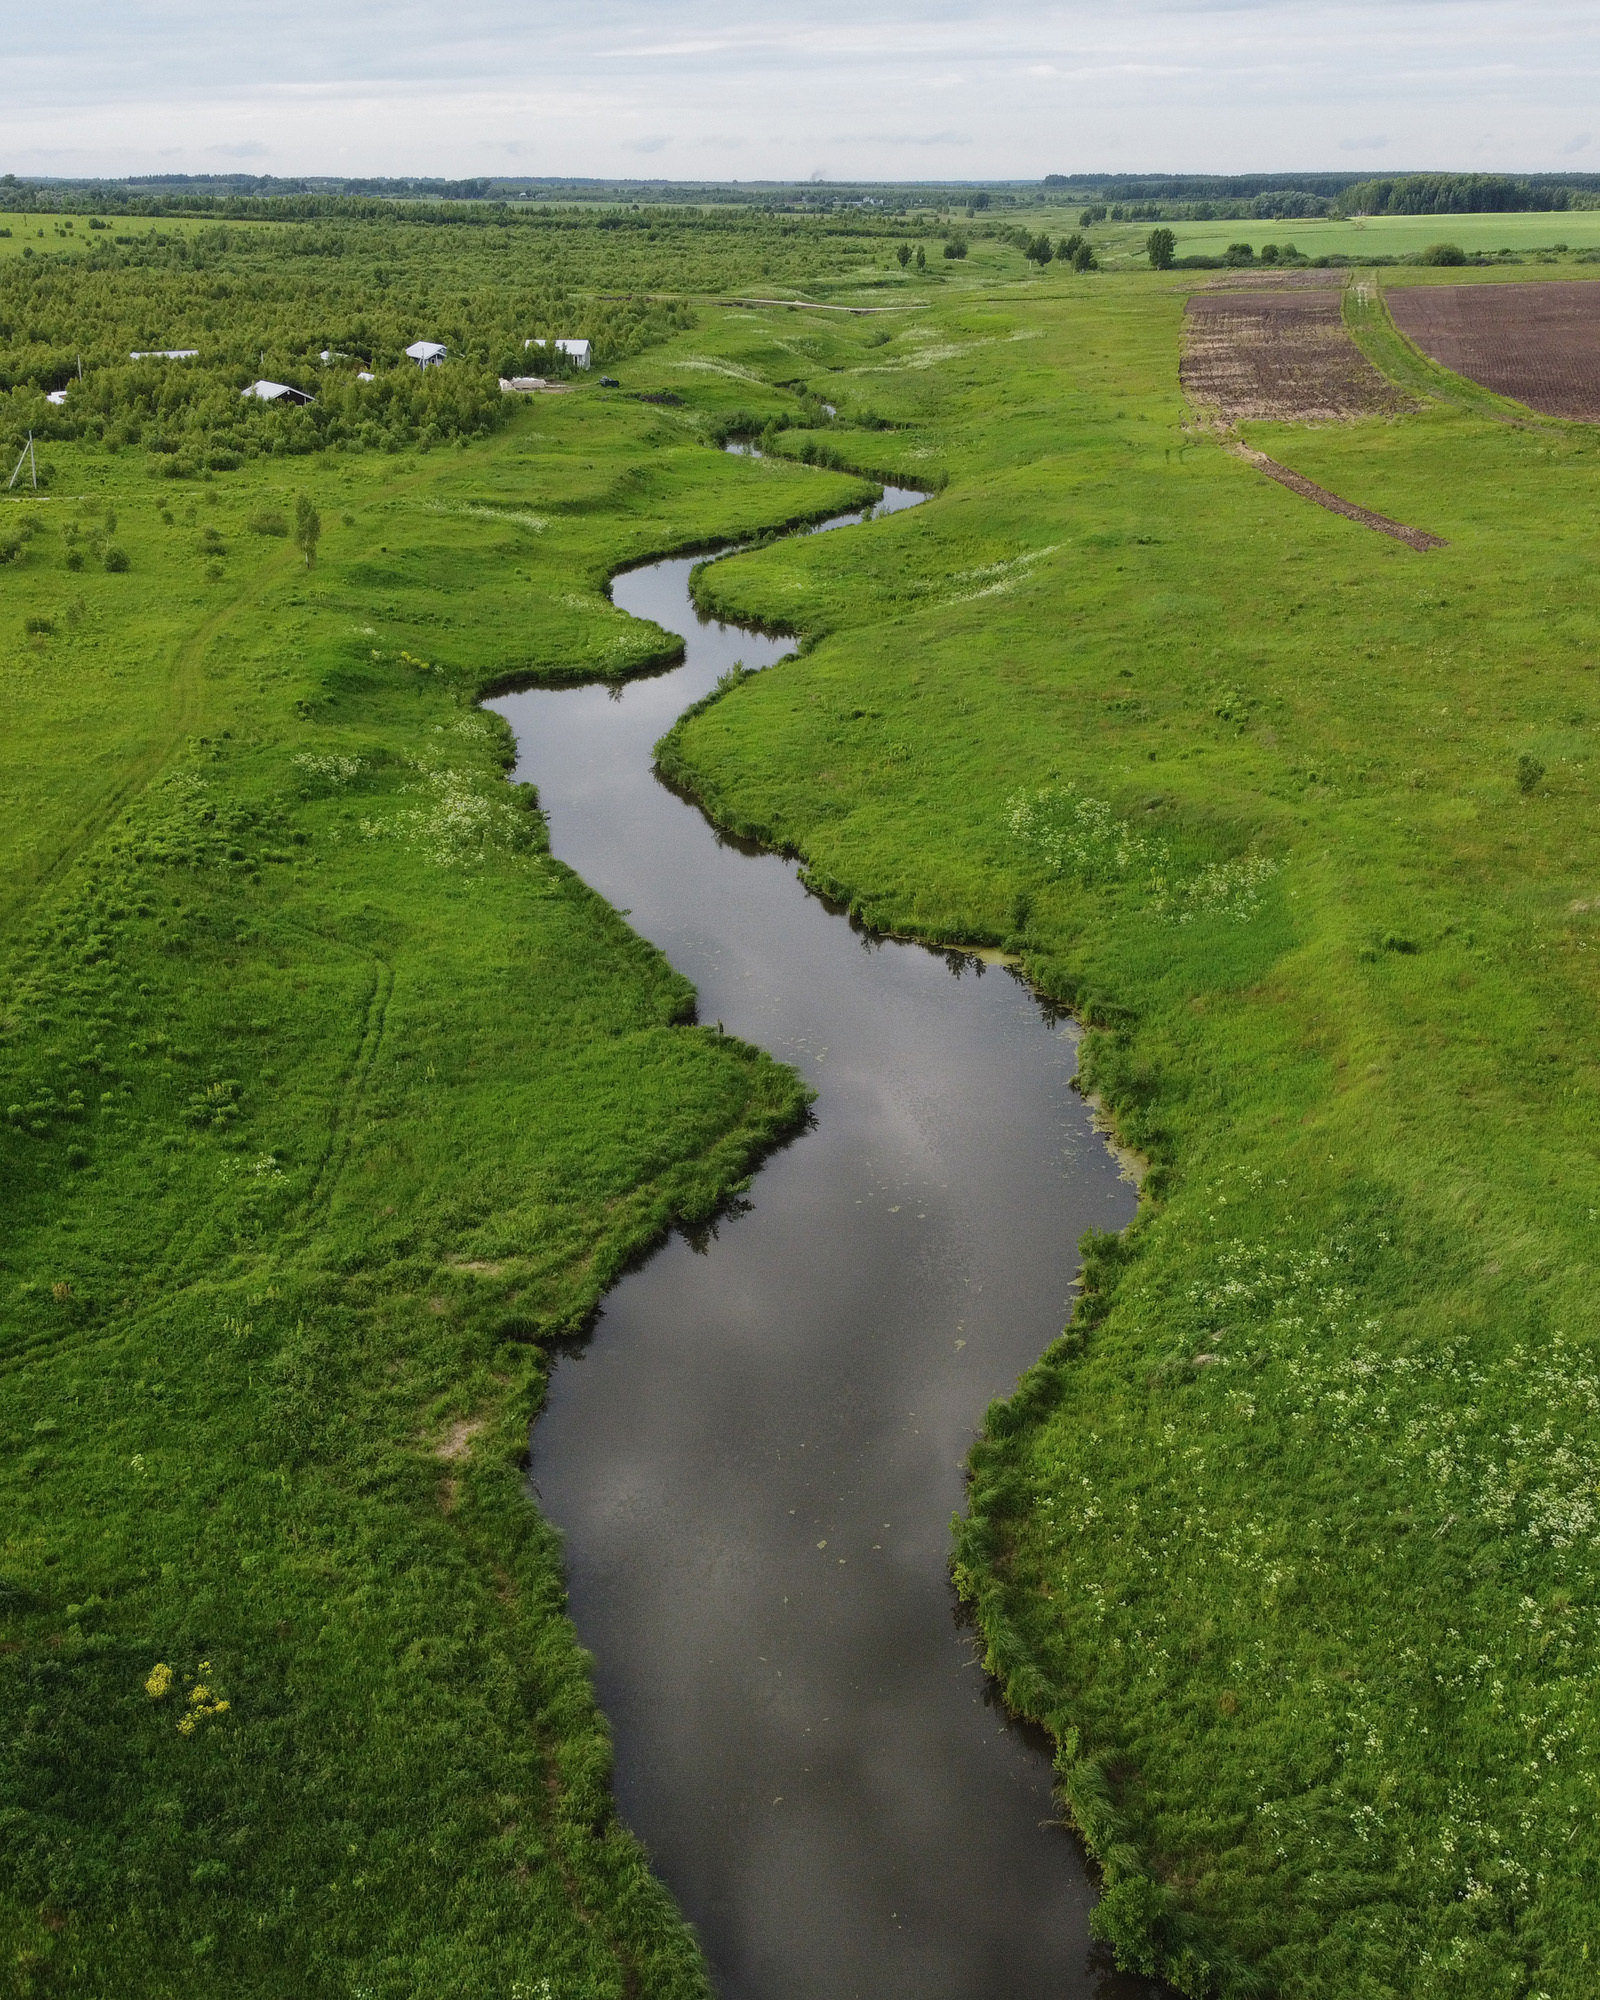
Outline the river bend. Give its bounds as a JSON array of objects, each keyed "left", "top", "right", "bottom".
[{"left": 489, "top": 469, "right": 1149, "bottom": 1999}]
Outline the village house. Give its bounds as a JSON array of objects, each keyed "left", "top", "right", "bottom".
[
  {"left": 240, "top": 380, "right": 315, "bottom": 406},
  {"left": 526, "top": 337, "right": 592, "bottom": 370},
  {"left": 405, "top": 340, "right": 447, "bottom": 367}
]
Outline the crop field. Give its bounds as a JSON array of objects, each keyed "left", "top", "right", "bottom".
[
  {"left": 1387, "top": 278, "right": 1600, "bottom": 419},
  {"left": 1181, "top": 286, "right": 1415, "bottom": 421},
  {"left": 7, "top": 206, "right": 1600, "bottom": 1999}
]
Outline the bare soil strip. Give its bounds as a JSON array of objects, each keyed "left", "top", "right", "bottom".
[
  {"left": 1183, "top": 289, "right": 1418, "bottom": 422},
  {"left": 1387, "top": 279, "right": 1600, "bottom": 420},
  {"left": 1232, "top": 443, "right": 1448, "bottom": 550}
]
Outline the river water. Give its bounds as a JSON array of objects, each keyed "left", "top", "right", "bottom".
[{"left": 488, "top": 470, "right": 1150, "bottom": 2000}]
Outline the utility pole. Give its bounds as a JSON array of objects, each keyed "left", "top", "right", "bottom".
[{"left": 6, "top": 433, "right": 38, "bottom": 491}]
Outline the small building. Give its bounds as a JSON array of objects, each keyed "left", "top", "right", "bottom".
[
  {"left": 45, "top": 388, "right": 69, "bottom": 405},
  {"left": 130, "top": 348, "right": 199, "bottom": 360},
  {"left": 405, "top": 340, "right": 447, "bottom": 368},
  {"left": 526, "top": 337, "right": 592, "bottom": 370},
  {"left": 356, "top": 370, "right": 376, "bottom": 382},
  {"left": 241, "top": 379, "right": 315, "bottom": 406}
]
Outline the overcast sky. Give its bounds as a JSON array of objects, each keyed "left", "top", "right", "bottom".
[{"left": 6, "top": 2, "right": 1598, "bottom": 183}]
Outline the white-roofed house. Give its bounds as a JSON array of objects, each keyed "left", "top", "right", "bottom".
[
  {"left": 526, "top": 337, "right": 592, "bottom": 370},
  {"left": 405, "top": 340, "right": 447, "bottom": 367},
  {"left": 241, "top": 380, "right": 315, "bottom": 406},
  {"left": 130, "top": 349, "right": 199, "bottom": 361}
]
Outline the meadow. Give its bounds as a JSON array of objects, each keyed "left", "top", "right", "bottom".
[
  {"left": 6, "top": 204, "right": 1600, "bottom": 1997},
  {"left": 1089, "top": 208, "right": 1600, "bottom": 267}
]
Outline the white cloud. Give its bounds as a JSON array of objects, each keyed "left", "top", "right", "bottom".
[{"left": 3, "top": 3, "right": 1598, "bottom": 179}]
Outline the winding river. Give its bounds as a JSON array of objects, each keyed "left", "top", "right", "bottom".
[{"left": 488, "top": 466, "right": 1150, "bottom": 1999}]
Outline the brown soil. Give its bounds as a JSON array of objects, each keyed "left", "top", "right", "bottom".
[
  {"left": 1387, "top": 280, "right": 1600, "bottom": 419},
  {"left": 1232, "top": 444, "right": 1448, "bottom": 551},
  {"left": 1183, "top": 289, "right": 1418, "bottom": 422},
  {"left": 1197, "top": 270, "right": 1349, "bottom": 291}
]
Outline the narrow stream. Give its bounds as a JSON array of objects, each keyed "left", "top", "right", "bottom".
[{"left": 488, "top": 466, "right": 1150, "bottom": 2000}]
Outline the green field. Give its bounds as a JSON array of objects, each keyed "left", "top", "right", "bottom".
[
  {"left": 1100, "top": 207, "right": 1600, "bottom": 266},
  {"left": 6, "top": 208, "right": 1600, "bottom": 1996},
  {"left": 0, "top": 213, "right": 276, "bottom": 262}
]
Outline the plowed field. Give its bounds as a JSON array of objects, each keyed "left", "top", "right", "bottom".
[
  {"left": 1387, "top": 278, "right": 1600, "bottom": 418},
  {"left": 1182, "top": 287, "right": 1417, "bottom": 421}
]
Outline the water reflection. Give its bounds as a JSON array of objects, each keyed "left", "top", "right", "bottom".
[{"left": 488, "top": 464, "right": 1159, "bottom": 1999}]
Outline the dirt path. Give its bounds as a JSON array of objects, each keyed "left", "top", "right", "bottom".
[{"left": 1231, "top": 442, "right": 1448, "bottom": 550}]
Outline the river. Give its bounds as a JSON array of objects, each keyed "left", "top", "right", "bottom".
[{"left": 487, "top": 463, "right": 1152, "bottom": 1999}]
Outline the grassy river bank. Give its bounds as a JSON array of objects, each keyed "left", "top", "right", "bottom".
[{"left": 663, "top": 268, "right": 1600, "bottom": 1996}]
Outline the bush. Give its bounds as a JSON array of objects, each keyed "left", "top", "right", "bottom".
[
  {"left": 942, "top": 237, "right": 968, "bottom": 260},
  {"left": 1420, "top": 241, "right": 1467, "bottom": 265},
  {"left": 103, "top": 546, "right": 129, "bottom": 572},
  {"left": 1517, "top": 752, "right": 1545, "bottom": 793},
  {"left": 23, "top": 616, "right": 55, "bottom": 637},
  {"left": 1224, "top": 242, "right": 1255, "bottom": 266},
  {"left": 249, "top": 508, "right": 289, "bottom": 536}
]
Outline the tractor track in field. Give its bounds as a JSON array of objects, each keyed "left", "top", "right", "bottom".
[{"left": 1230, "top": 442, "right": 1449, "bottom": 550}]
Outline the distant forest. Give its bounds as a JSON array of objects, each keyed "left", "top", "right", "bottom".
[{"left": 6, "top": 168, "right": 1600, "bottom": 225}]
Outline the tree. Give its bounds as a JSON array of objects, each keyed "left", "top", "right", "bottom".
[
  {"left": 915, "top": 244, "right": 926, "bottom": 270},
  {"left": 943, "top": 236, "right": 968, "bottom": 260},
  {"left": 1073, "top": 242, "right": 1098, "bottom": 273},
  {"left": 896, "top": 242, "right": 912, "bottom": 268},
  {"left": 1058, "top": 232, "right": 1084, "bottom": 264},
  {"left": 293, "top": 493, "right": 321, "bottom": 569},
  {"left": 1024, "top": 233, "right": 1054, "bottom": 269},
  {"left": 1145, "top": 227, "right": 1176, "bottom": 270}
]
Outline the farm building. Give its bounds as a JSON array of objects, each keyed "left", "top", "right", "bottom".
[
  {"left": 405, "top": 340, "right": 447, "bottom": 367},
  {"left": 526, "top": 337, "right": 592, "bottom": 370},
  {"left": 129, "top": 348, "right": 199, "bottom": 360},
  {"left": 45, "top": 389, "right": 68, "bottom": 406},
  {"left": 240, "top": 380, "right": 315, "bottom": 406}
]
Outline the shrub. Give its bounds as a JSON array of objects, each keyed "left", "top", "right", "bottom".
[
  {"left": 1421, "top": 242, "right": 1467, "bottom": 265},
  {"left": 1516, "top": 752, "right": 1545, "bottom": 793},
  {"left": 942, "top": 237, "right": 968, "bottom": 260},
  {"left": 1259, "top": 242, "right": 1281, "bottom": 265},
  {"left": 1223, "top": 242, "right": 1255, "bottom": 266},
  {"left": 23, "top": 616, "right": 55, "bottom": 637},
  {"left": 103, "top": 546, "right": 129, "bottom": 572},
  {"left": 294, "top": 494, "right": 321, "bottom": 568}
]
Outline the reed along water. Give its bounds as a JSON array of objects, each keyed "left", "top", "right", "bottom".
[{"left": 488, "top": 475, "right": 1155, "bottom": 2000}]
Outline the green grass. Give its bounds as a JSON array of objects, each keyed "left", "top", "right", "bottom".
[
  {"left": 11, "top": 206, "right": 1600, "bottom": 1999},
  {"left": 0, "top": 213, "right": 276, "bottom": 261},
  {"left": 0, "top": 380, "right": 878, "bottom": 1994},
  {"left": 658, "top": 273, "right": 1600, "bottom": 1996},
  {"left": 979, "top": 203, "right": 1600, "bottom": 272}
]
